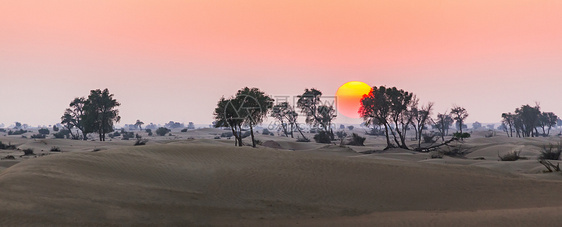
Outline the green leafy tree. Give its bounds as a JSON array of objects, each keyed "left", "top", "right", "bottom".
[{"left": 82, "top": 89, "right": 121, "bottom": 141}]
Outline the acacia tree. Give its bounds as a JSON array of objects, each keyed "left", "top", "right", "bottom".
[
  {"left": 297, "top": 88, "right": 336, "bottom": 140},
  {"left": 360, "top": 86, "right": 416, "bottom": 149},
  {"left": 515, "top": 104, "right": 540, "bottom": 137},
  {"left": 272, "top": 102, "right": 290, "bottom": 137},
  {"left": 360, "top": 86, "right": 393, "bottom": 149},
  {"left": 412, "top": 102, "right": 434, "bottom": 148},
  {"left": 434, "top": 112, "right": 453, "bottom": 141},
  {"left": 61, "top": 97, "right": 87, "bottom": 140},
  {"left": 450, "top": 106, "right": 469, "bottom": 136},
  {"left": 135, "top": 120, "right": 144, "bottom": 130},
  {"left": 538, "top": 112, "right": 557, "bottom": 136},
  {"left": 501, "top": 113, "right": 515, "bottom": 137},
  {"left": 235, "top": 87, "right": 274, "bottom": 148},
  {"left": 213, "top": 97, "right": 244, "bottom": 146},
  {"left": 82, "top": 89, "right": 121, "bottom": 141}
]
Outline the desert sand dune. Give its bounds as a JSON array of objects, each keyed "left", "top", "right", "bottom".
[{"left": 1, "top": 134, "right": 562, "bottom": 226}]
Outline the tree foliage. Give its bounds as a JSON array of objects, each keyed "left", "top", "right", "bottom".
[{"left": 82, "top": 89, "right": 121, "bottom": 141}]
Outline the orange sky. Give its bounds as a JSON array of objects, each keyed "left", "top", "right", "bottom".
[{"left": 1, "top": 0, "right": 562, "bottom": 126}]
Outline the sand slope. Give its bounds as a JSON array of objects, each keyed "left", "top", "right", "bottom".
[{"left": 2, "top": 138, "right": 562, "bottom": 226}]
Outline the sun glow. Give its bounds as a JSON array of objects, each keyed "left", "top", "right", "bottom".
[{"left": 336, "top": 81, "right": 372, "bottom": 119}]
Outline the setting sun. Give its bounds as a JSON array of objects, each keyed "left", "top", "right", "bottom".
[{"left": 336, "top": 81, "right": 372, "bottom": 118}]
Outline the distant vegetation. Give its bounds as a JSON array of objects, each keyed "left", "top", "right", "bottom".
[{"left": 501, "top": 104, "right": 558, "bottom": 137}]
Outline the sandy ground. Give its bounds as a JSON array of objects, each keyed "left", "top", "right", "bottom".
[{"left": 1, "top": 128, "right": 562, "bottom": 226}]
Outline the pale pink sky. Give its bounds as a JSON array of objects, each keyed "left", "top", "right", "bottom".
[{"left": 1, "top": 0, "right": 562, "bottom": 127}]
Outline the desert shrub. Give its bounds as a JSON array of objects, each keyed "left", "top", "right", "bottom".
[
  {"left": 241, "top": 131, "right": 251, "bottom": 138},
  {"left": 430, "top": 151, "right": 443, "bottom": 159},
  {"left": 0, "top": 128, "right": 6, "bottom": 132},
  {"left": 156, "top": 127, "right": 171, "bottom": 136},
  {"left": 297, "top": 137, "right": 310, "bottom": 142},
  {"left": 53, "top": 125, "right": 59, "bottom": 132},
  {"left": 422, "top": 133, "right": 437, "bottom": 143},
  {"left": 121, "top": 131, "right": 134, "bottom": 140},
  {"left": 23, "top": 148, "right": 35, "bottom": 156},
  {"left": 1, "top": 155, "right": 15, "bottom": 160},
  {"left": 214, "top": 136, "right": 221, "bottom": 139},
  {"left": 134, "top": 138, "right": 148, "bottom": 146},
  {"left": 145, "top": 128, "right": 152, "bottom": 133},
  {"left": 50, "top": 146, "right": 61, "bottom": 152},
  {"left": 113, "top": 131, "right": 121, "bottom": 137},
  {"left": 221, "top": 132, "right": 233, "bottom": 138},
  {"left": 348, "top": 133, "right": 366, "bottom": 146},
  {"left": 484, "top": 131, "right": 495, "bottom": 138},
  {"left": 0, "top": 141, "right": 16, "bottom": 150},
  {"left": 262, "top": 129, "right": 271, "bottom": 135},
  {"left": 499, "top": 151, "right": 524, "bottom": 161},
  {"left": 54, "top": 129, "right": 70, "bottom": 139},
  {"left": 181, "top": 128, "right": 188, "bottom": 132},
  {"left": 313, "top": 131, "right": 332, "bottom": 144},
  {"left": 347, "top": 126, "right": 354, "bottom": 131},
  {"left": 31, "top": 134, "right": 46, "bottom": 139},
  {"left": 38, "top": 128, "right": 50, "bottom": 135},
  {"left": 8, "top": 129, "right": 27, "bottom": 135},
  {"left": 148, "top": 131, "right": 153, "bottom": 136},
  {"left": 539, "top": 143, "right": 562, "bottom": 160},
  {"left": 453, "top": 132, "right": 471, "bottom": 140},
  {"left": 135, "top": 133, "right": 141, "bottom": 139}
]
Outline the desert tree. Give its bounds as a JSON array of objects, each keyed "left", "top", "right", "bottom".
[
  {"left": 360, "top": 86, "right": 416, "bottom": 149},
  {"left": 61, "top": 97, "right": 87, "bottom": 140},
  {"left": 386, "top": 88, "right": 416, "bottom": 149},
  {"left": 134, "top": 120, "right": 144, "bottom": 130},
  {"left": 538, "top": 112, "right": 557, "bottom": 136},
  {"left": 271, "top": 102, "right": 291, "bottom": 137},
  {"left": 501, "top": 113, "right": 515, "bottom": 137},
  {"left": 434, "top": 112, "right": 453, "bottom": 141},
  {"left": 213, "top": 97, "right": 244, "bottom": 146},
  {"left": 450, "top": 106, "right": 469, "bottom": 136},
  {"left": 297, "top": 88, "right": 336, "bottom": 140},
  {"left": 360, "top": 86, "right": 393, "bottom": 149},
  {"left": 412, "top": 102, "right": 434, "bottom": 148},
  {"left": 82, "top": 89, "right": 121, "bottom": 141},
  {"left": 235, "top": 87, "right": 274, "bottom": 147},
  {"left": 514, "top": 104, "right": 540, "bottom": 137}
]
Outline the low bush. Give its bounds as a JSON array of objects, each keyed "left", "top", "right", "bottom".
[
  {"left": 54, "top": 129, "right": 70, "bottom": 139},
  {"left": 539, "top": 143, "right": 562, "bottom": 160},
  {"left": 50, "top": 146, "right": 61, "bottom": 152},
  {"left": 0, "top": 128, "right": 6, "bottom": 132},
  {"left": 297, "top": 137, "right": 310, "bottom": 142},
  {"left": 214, "top": 136, "right": 221, "bottom": 139},
  {"left": 156, "top": 127, "right": 171, "bottom": 136},
  {"left": 8, "top": 129, "right": 27, "bottom": 135},
  {"left": 0, "top": 141, "right": 16, "bottom": 150},
  {"left": 262, "top": 129, "right": 271, "bottom": 135},
  {"left": 23, "top": 148, "right": 35, "bottom": 156},
  {"left": 313, "top": 131, "right": 331, "bottom": 144},
  {"left": 241, "top": 131, "right": 251, "bottom": 138},
  {"left": 221, "top": 132, "right": 233, "bottom": 137},
  {"left": 499, "top": 151, "right": 524, "bottom": 161},
  {"left": 453, "top": 132, "right": 471, "bottom": 140},
  {"left": 38, "top": 128, "right": 50, "bottom": 135},
  {"left": 134, "top": 138, "right": 148, "bottom": 146},
  {"left": 181, "top": 128, "right": 188, "bottom": 132},
  {"left": 31, "top": 134, "right": 46, "bottom": 139},
  {"left": 348, "top": 133, "right": 366, "bottom": 146},
  {"left": 422, "top": 133, "right": 437, "bottom": 143}
]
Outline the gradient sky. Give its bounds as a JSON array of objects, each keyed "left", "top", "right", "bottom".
[{"left": 1, "top": 0, "right": 562, "bottom": 127}]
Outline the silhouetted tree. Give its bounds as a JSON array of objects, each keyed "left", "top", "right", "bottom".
[
  {"left": 360, "top": 86, "right": 393, "bottom": 149},
  {"left": 515, "top": 104, "right": 540, "bottom": 137},
  {"left": 539, "top": 112, "right": 558, "bottom": 136},
  {"left": 235, "top": 87, "right": 274, "bottom": 147},
  {"left": 134, "top": 120, "right": 144, "bottom": 130},
  {"left": 297, "top": 88, "right": 336, "bottom": 140},
  {"left": 451, "top": 106, "right": 469, "bottom": 139},
  {"left": 213, "top": 97, "right": 244, "bottom": 146},
  {"left": 501, "top": 113, "right": 515, "bottom": 137},
  {"left": 412, "top": 102, "right": 434, "bottom": 148},
  {"left": 434, "top": 112, "right": 453, "bottom": 141},
  {"left": 82, "top": 89, "right": 121, "bottom": 141},
  {"left": 272, "top": 102, "right": 291, "bottom": 137},
  {"left": 61, "top": 97, "right": 87, "bottom": 140}
]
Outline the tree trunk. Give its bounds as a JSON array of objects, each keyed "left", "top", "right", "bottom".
[
  {"left": 250, "top": 123, "right": 256, "bottom": 148},
  {"left": 383, "top": 123, "right": 393, "bottom": 149},
  {"left": 230, "top": 127, "right": 238, "bottom": 147}
]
